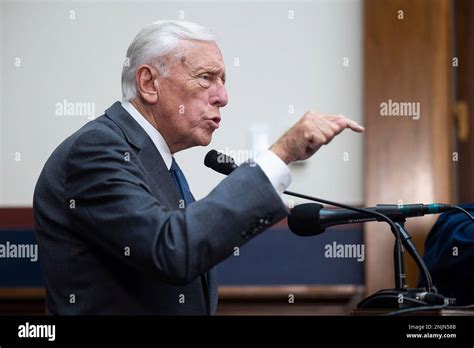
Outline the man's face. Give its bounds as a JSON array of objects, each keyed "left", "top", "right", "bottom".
[{"left": 154, "top": 40, "right": 228, "bottom": 152}]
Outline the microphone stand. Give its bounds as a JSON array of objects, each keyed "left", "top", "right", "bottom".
[
  {"left": 357, "top": 218, "right": 409, "bottom": 309},
  {"left": 204, "top": 151, "right": 459, "bottom": 312},
  {"left": 283, "top": 190, "right": 452, "bottom": 311},
  {"left": 393, "top": 220, "right": 406, "bottom": 291},
  {"left": 357, "top": 219, "right": 454, "bottom": 311}
]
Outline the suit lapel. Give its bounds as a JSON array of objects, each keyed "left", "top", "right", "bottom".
[
  {"left": 138, "top": 146, "right": 184, "bottom": 210},
  {"left": 105, "top": 101, "right": 183, "bottom": 210}
]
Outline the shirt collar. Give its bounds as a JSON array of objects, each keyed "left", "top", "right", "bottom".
[{"left": 121, "top": 101, "right": 173, "bottom": 170}]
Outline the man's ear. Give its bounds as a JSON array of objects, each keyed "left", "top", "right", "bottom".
[{"left": 135, "top": 64, "right": 159, "bottom": 104}]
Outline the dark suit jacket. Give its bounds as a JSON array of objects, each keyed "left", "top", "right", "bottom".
[
  {"left": 421, "top": 203, "right": 474, "bottom": 305},
  {"left": 33, "top": 101, "right": 288, "bottom": 315}
]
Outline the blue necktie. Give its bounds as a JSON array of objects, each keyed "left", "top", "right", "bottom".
[
  {"left": 169, "top": 157, "right": 212, "bottom": 313},
  {"left": 169, "top": 158, "right": 194, "bottom": 206}
]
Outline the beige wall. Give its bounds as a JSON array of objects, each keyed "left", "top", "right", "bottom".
[{"left": 0, "top": 0, "right": 363, "bottom": 207}]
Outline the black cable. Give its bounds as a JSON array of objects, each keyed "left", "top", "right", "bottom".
[
  {"left": 452, "top": 205, "right": 474, "bottom": 221},
  {"left": 383, "top": 303, "right": 450, "bottom": 316},
  {"left": 385, "top": 302, "right": 474, "bottom": 316},
  {"left": 382, "top": 303, "right": 474, "bottom": 316},
  {"left": 445, "top": 304, "right": 474, "bottom": 309},
  {"left": 409, "top": 248, "right": 434, "bottom": 293},
  {"left": 395, "top": 222, "right": 434, "bottom": 293},
  {"left": 360, "top": 294, "right": 428, "bottom": 308}
]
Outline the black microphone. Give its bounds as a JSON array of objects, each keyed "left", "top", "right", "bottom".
[
  {"left": 204, "top": 148, "right": 474, "bottom": 297},
  {"left": 204, "top": 149, "right": 436, "bottom": 292},
  {"left": 204, "top": 150, "right": 238, "bottom": 175},
  {"left": 288, "top": 202, "right": 454, "bottom": 236}
]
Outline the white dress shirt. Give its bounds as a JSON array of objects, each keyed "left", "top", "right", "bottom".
[
  {"left": 122, "top": 101, "right": 173, "bottom": 170},
  {"left": 121, "top": 101, "right": 292, "bottom": 199}
]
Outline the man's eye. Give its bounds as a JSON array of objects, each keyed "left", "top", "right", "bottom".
[{"left": 197, "top": 74, "right": 212, "bottom": 88}]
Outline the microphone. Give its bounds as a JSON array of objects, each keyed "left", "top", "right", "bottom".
[
  {"left": 204, "top": 148, "right": 474, "bottom": 303},
  {"left": 204, "top": 149, "right": 238, "bottom": 175},
  {"left": 203, "top": 149, "right": 433, "bottom": 292},
  {"left": 288, "top": 203, "right": 454, "bottom": 236}
]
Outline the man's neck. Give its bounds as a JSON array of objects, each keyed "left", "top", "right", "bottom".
[
  {"left": 129, "top": 98, "right": 195, "bottom": 154},
  {"left": 129, "top": 99, "right": 176, "bottom": 154},
  {"left": 130, "top": 99, "right": 159, "bottom": 129}
]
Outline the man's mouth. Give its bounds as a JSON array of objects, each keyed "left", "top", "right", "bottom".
[{"left": 208, "top": 116, "right": 221, "bottom": 129}]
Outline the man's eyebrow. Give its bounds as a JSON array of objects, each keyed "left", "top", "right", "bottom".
[
  {"left": 191, "top": 65, "right": 226, "bottom": 82},
  {"left": 195, "top": 65, "right": 225, "bottom": 74}
]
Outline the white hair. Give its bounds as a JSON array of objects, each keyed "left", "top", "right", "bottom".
[{"left": 121, "top": 20, "right": 217, "bottom": 101}]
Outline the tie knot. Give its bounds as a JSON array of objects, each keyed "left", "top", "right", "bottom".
[{"left": 169, "top": 158, "right": 180, "bottom": 173}]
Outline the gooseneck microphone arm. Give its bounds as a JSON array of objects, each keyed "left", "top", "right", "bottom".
[{"left": 283, "top": 190, "right": 433, "bottom": 292}]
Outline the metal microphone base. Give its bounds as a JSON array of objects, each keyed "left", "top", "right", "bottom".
[{"left": 357, "top": 288, "right": 455, "bottom": 309}]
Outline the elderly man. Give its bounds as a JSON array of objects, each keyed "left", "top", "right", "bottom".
[{"left": 33, "top": 20, "right": 363, "bottom": 315}]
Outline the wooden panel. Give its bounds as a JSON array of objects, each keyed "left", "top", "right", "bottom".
[
  {"left": 364, "top": 0, "right": 454, "bottom": 295},
  {"left": 217, "top": 285, "right": 364, "bottom": 315},
  {"left": 0, "top": 286, "right": 364, "bottom": 315},
  {"left": 0, "top": 208, "right": 34, "bottom": 228},
  {"left": 455, "top": 0, "right": 474, "bottom": 202},
  {"left": 0, "top": 287, "right": 45, "bottom": 315},
  {"left": 0, "top": 287, "right": 45, "bottom": 298}
]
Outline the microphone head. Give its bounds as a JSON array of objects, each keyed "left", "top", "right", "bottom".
[
  {"left": 288, "top": 203, "right": 325, "bottom": 236},
  {"left": 204, "top": 149, "right": 238, "bottom": 175},
  {"left": 204, "top": 149, "right": 219, "bottom": 168}
]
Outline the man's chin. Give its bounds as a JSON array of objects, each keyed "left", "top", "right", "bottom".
[
  {"left": 201, "top": 137, "right": 212, "bottom": 146},
  {"left": 199, "top": 132, "right": 213, "bottom": 146},
  {"left": 191, "top": 137, "right": 212, "bottom": 148}
]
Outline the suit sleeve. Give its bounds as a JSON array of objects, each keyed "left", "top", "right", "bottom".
[
  {"left": 423, "top": 207, "right": 474, "bottom": 276},
  {"left": 65, "top": 128, "right": 289, "bottom": 285},
  {"left": 420, "top": 205, "right": 474, "bottom": 303}
]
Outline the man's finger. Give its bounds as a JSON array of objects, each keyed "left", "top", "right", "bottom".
[
  {"left": 326, "top": 114, "right": 364, "bottom": 132},
  {"left": 346, "top": 119, "right": 365, "bottom": 132}
]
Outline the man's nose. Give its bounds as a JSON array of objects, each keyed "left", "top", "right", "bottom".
[{"left": 210, "top": 84, "right": 228, "bottom": 108}]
